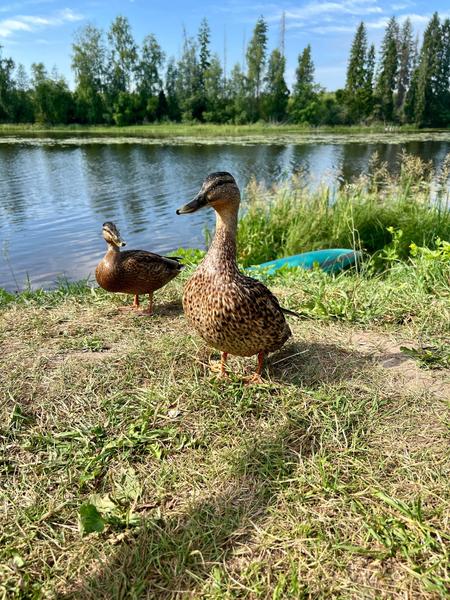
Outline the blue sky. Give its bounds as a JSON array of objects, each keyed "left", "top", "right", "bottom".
[{"left": 0, "top": 0, "right": 448, "bottom": 90}]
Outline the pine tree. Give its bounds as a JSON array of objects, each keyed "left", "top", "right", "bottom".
[
  {"left": 198, "top": 18, "right": 211, "bottom": 87},
  {"left": 0, "top": 45, "right": 15, "bottom": 121},
  {"left": 414, "top": 13, "right": 442, "bottom": 126},
  {"left": 263, "top": 48, "right": 289, "bottom": 121},
  {"left": 363, "top": 43, "right": 375, "bottom": 116},
  {"left": 197, "top": 18, "right": 211, "bottom": 118},
  {"left": 403, "top": 36, "right": 419, "bottom": 124},
  {"left": 436, "top": 18, "right": 450, "bottom": 123},
  {"left": 246, "top": 16, "right": 268, "bottom": 118},
  {"left": 376, "top": 17, "right": 399, "bottom": 122},
  {"left": 290, "top": 45, "right": 317, "bottom": 122},
  {"left": 176, "top": 34, "right": 202, "bottom": 120},
  {"left": 345, "top": 22, "right": 371, "bottom": 122},
  {"left": 396, "top": 18, "right": 414, "bottom": 118}
]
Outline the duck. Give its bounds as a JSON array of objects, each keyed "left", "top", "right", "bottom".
[
  {"left": 95, "top": 222, "right": 183, "bottom": 315},
  {"left": 176, "top": 172, "right": 298, "bottom": 383}
]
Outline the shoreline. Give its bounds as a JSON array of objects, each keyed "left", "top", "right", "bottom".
[{"left": 1, "top": 130, "right": 450, "bottom": 147}]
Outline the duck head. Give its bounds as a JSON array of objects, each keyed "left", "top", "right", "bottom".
[
  {"left": 176, "top": 172, "right": 240, "bottom": 215},
  {"left": 102, "top": 221, "right": 126, "bottom": 248}
]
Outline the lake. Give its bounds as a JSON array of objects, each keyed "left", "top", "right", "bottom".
[{"left": 1, "top": 133, "right": 450, "bottom": 291}]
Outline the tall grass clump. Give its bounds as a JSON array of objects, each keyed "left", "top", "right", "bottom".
[{"left": 237, "top": 151, "right": 450, "bottom": 266}]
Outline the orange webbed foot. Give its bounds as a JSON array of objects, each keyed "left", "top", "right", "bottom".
[{"left": 243, "top": 372, "right": 265, "bottom": 385}]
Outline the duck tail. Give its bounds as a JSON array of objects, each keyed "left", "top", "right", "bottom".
[
  {"left": 165, "top": 255, "right": 183, "bottom": 262},
  {"left": 281, "top": 307, "right": 301, "bottom": 318}
]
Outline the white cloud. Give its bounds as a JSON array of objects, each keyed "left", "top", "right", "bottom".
[
  {"left": 0, "top": 0, "right": 58, "bottom": 15},
  {"left": 0, "top": 7, "right": 83, "bottom": 38},
  {"left": 284, "top": 0, "right": 383, "bottom": 22},
  {"left": 309, "top": 24, "right": 357, "bottom": 33},
  {"left": 365, "top": 17, "right": 390, "bottom": 29},
  {"left": 365, "top": 13, "right": 448, "bottom": 30},
  {"left": 390, "top": 1, "right": 415, "bottom": 10},
  {"left": 263, "top": 0, "right": 384, "bottom": 27},
  {"left": 0, "top": 19, "right": 32, "bottom": 37}
]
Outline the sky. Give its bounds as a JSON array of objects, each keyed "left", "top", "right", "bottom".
[{"left": 0, "top": 0, "right": 448, "bottom": 91}]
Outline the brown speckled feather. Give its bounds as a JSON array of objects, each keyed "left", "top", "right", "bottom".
[
  {"left": 96, "top": 249, "right": 182, "bottom": 295},
  {"left": 183, "top": 267, "right": 291, "bottom": 356}
]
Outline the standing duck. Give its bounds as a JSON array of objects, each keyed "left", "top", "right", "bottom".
[
  {"left": 95, "top": 222, "right": 183, "bottom": 315},
  {"left": 176, "top": 172, "right": 297, "bottom": 383}
]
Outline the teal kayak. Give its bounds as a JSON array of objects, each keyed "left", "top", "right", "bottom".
[{"left": 248, "top": 249, "right": 360, "bottom": 275}]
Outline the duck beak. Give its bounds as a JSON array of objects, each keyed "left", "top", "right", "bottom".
[{"left": 176, "top": 192, "right": 207, "bottom": 215}]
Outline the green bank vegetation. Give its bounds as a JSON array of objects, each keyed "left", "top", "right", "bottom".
[
  {"left": 1, "top": 152, "right": 449, "bottom": 597},
  {"left": 0, "top": 122, "right": 435, "bottom": 138},
  {"left": 238, "top": 151, "right": 450, "bottom": 267}
]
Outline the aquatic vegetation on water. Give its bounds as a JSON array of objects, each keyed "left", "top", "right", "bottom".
[{"left": 1, "top": 130, "right": 450, "bottom": 146}]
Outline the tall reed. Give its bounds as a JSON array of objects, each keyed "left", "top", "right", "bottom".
[{"left": 237, "top": 151, "right": 450, "bottom": 266}]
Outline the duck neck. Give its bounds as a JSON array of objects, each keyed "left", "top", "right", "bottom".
[
  {"left": 105, "top": 243, "right": 120, "bottom": 258},
  {"left": 204, "top": 206, "right": 238, "bottom": 269}
]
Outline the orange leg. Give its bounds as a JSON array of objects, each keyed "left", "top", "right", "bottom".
[
  {"left": 244, "top": 351, "right": 265, "bottom": 385},
  {"left": 140, "top": 292, "right": 154, "bottom": 316},
  {"left": 220, "top": 352, "right": 228, "bottom": 378},
  {"left": 118, "top": 294, "right": 140, "bottom": 312},
  {"left": 209, "top": 351, "right": 229, "bottom": 378}
]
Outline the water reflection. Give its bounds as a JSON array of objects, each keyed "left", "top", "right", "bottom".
[{"left": 0, "top": 140, "right": 449, "bottom": 291}]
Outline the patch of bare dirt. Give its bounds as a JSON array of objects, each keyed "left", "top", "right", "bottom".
[{"left": 349, "top": 330, "right": 450, "bottom": 401}]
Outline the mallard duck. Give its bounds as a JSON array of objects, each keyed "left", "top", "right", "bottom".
[
  {"left": 176, "top": 172, "right": 298, "bottom": 383},
  {"left": 95, "top": 222, "right": 183, "bottom": 315}
]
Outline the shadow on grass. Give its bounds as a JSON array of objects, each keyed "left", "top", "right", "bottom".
[
  {"left": 64, "top": 342, "right": 375, "bottom": 598},
  {"left": 267, "top": 340, "right": 377, "bottom": 387},
  {"left": 65, "top": 419, "right": 316, "bottom": 599},
  {"left": 156, "top": 299, "right": 184, "bottom": 318}
]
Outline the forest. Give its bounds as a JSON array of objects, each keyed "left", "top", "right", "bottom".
[{"left": 0, "top": 12, "right": 449, "bottom": 127}]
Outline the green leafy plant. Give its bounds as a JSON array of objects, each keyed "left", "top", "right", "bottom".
[
  {"left": 400, "top": 343, "right": 450, "bottom": 369},
  {"left": 78, "top": 468, "right": 142, "bottom": 536}
]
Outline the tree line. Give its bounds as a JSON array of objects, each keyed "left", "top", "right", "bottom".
[{"left": 0, "top": 12, "right": 449, "bottom": 127}]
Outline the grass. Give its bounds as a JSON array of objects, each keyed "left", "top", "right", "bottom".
[
  {"left": 1, "top": 248, "right": 449, "bottom": 598},
  {"left": 0, "top": 122, "right": 449, "bottom": 140},
  {"left": 237, "top": 151, "right": 450, "bottom": 266}
]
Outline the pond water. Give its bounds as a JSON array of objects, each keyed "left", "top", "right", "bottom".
[{"left": 1, "top": 134, "right": 449, "bottom": 291}]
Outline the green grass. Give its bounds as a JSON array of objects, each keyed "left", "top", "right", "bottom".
[
  {"left": 238, "top": 151, "right": 450, "bottom": 266},
  {"left": 0, "top": 122, "right": 448, "bottom": 139},
  {"left": 1, "top": 251, "right": 449, "bottom": 598}
]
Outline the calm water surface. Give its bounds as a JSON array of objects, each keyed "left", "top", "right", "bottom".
[{"left": 1, "top": 137, "right": 449, "bottom": 291}]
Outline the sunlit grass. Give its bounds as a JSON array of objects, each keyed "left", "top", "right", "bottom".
[
  {"left": 0, "top": 122, "right": 449, "bottom": 139},
  {"left": 238, "top": 151, "right": 450, "bottom": 266},
  {"left": 1, "top": 246, "right": 449, "bottom": 597}
]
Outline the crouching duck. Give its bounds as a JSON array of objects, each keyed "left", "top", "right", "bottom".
[
  {"left": 176, "top": 172, "right": 298, "bottom": 383},
  {"left": 95, "top": 222, "right": 183, "bottom": 315}
]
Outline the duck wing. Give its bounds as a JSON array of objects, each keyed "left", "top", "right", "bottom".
[
  {"left": 120, "top": 250, "right": 184, "bottom": 277},
  {"left": 241, "top": 274, "right": 300, "bottom": 318},
  {"left": 163, "top": 255, "right": 183, "bottom": 263}
]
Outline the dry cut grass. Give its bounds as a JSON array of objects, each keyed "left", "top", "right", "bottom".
[{"left": 0, "top": 271, "right": 449, "bottom": 599}]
